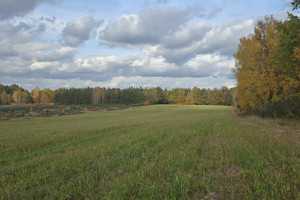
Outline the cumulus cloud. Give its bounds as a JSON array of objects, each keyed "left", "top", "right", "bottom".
[
  {"left": 0, "top": 11, "right": 241, "bottom": 91},
  {"left": 30, "top": 61, "right": 60, "bottom": 70},
  {"left": 0, "top": 21, "right": 48, "bottom": 59},
  {"left": 0, "top": 2, "right": 253, "bottom": 90},
  {"left": 0, "top": 50, "right": 235, "bottom": 86},
  {"left": 13, "top": 44, "right": 76, "bottom": 64},
  {"left": 0, "top": 0, "right": 58, "bottom": 20},
  {"left": 184, "top": 54, "right": 234, "bottom": 77},
  {"left": 132, "top": 57, "right": 179, "bottom": 76},
  {"left": 62, "top": 16, "right": 103, "bottom": 46},
  {"left": 99, "top": 6, "right": 253, "bottom": 64},
  {"left": 39, "top": 46, "right": 77, "bottom": 62},
  {"left": 73, "top": 53, "right": 235, "bottom": 80},
  {"left": 99, "top": 6, "right": 204, "bottom": 47},
  {"left": 13, "top": 42, "right": 52, "bottom": 60},
  {"left": 0, "top": 19, "right": 78, "bottom": 79},
  {"left": 142, "top": 19, "right": 254, "bottom": 64}
]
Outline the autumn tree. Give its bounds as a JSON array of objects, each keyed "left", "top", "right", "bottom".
[
  {"left": 92, "top": 87, "right": 106, "bottom": 104},
  {"left": 0, "top": 84, "right": 3, "bottom": 95},
  {"left": 32, "top": 88, "right": 55, "bottom": 104},
  {"left": 190, "top": 87, "right": 200, "bottom": 104},
  {"left": 143, "top": 89, "right": 151, "bottom": 105},
  {"left": 31, "top": 86, "right": 41, "bottom": 104},
  {"left": 40, "top": 91, "right": 50, "bottom": 104},
  {"left": 0, "top": 91, "right": 8, "bottom": 105},
  {"left": 217, "top": 86, "right": 233, "bottom": 105},
  {"left": 185, "top": 93, "right": 194, "bottom": 105},
  {"left": 234, "top": 15, "right": 300, "bottom": 116},
  {"left": 168, "top": 88, "right": 186, "bottom": 104},
  {"left": 234, "top": 17, "right": 279, "bottom": 111},
  {"left": 12, "top": 89, "right": 23, "bottom": 104},
  {"left": 162, "top": 89, "right": 169, "bottom": 104}
]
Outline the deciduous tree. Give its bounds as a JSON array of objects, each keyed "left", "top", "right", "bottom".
[
  {"left": 31, "top": 86, "right": 41, "bottom": 104},
  {"left": 0, "top": 91, "right": 8, "bottom": 105},
  {"left": 234, "top": 15, "right": 300, "bottom": 116},
  {"left": 12, "top": 89, "right": 22, "bottom": 104}
]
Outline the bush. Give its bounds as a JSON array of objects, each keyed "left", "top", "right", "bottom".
[{"left": 251, "top": 98, "right": 300, "bottom": 118}]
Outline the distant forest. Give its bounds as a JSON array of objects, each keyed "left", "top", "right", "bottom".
[{"left": 0, "top": 84, "right": 234, "bottom": 106}]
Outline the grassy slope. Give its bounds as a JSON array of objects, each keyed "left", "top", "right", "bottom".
[{"left": 0, "top": 105, "right": 299, "bottom": 199}]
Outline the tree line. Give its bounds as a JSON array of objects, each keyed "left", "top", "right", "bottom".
[
  {"left": 234, "top": 3, "right": 299, "bottom": 117},
  {"left": 0, "top": 84, "right": 234, "bottom": 106}
]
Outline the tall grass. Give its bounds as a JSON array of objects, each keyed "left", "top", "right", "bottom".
[{"left": 0, "top": 105, "right": 299, "bottom": 199}]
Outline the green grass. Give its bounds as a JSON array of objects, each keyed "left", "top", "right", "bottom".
[{"left": 0, "top": 105, "right": 299, "bottom": 199}]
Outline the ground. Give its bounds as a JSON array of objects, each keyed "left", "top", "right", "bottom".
[{"left": 0, "top": 105, "right": 299, "bottom": 199}]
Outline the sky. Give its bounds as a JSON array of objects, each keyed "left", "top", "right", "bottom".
[{"left": 0, "top": 0, "right": 295, "bottom": 90}]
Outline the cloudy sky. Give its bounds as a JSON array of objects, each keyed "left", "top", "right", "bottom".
[{"left": 0, "top": 0, "right": 294, "bottom": 90}]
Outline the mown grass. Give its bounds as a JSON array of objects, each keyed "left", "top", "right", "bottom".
[{"left": 0, "top": 105, "right": 299, "bottom": 199}]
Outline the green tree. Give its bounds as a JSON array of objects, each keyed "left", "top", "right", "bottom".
[
  {"left": 24, "top": 94, "right": 34, "bottom": 104},
  {"left": 291, "top": 0, "right": 300, "bottom": 10}
]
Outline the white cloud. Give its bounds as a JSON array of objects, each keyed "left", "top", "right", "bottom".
[
  {"left": 142, "top": 19, "right": 254, "bottom": 64},
  {"left": 99, "top": 7, "right": 254, "bottom": 64},
  {"left": 0, "top": 3, "right": 256, "bottom": 90},
  {"left": 132, "top": 57, "right": 178, "bottom": 75},
  {"left": 184, "top": 54, "right": 234, "bottom": 77},
  {"left": 62, "top": 15, "right": 103, "bottom": 46},
  {"left": 99, "top": 6, "right": 204, "bottom": 47},
  {"left": 30, "top": 61, "right": 60, "bottom": 70}
]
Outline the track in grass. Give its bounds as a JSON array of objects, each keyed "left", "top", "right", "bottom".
[{"left": 0, "top": 105, "right": 299, "bottom": 199}]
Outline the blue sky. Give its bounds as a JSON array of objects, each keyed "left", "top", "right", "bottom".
[{"left": 0, "top": 0, "right": 295, "bottom": 90}]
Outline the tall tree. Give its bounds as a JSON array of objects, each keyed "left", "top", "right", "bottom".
[
  {"left": 31, "top": 86, "right": 41, "bottom": 104},
  {"left": 12, "top": 89, "right": 23, "bottom": 104},
  {"left": 40, "top": 91, "right": 50, "bottom": 104},
  {"left": 0, "top": 91, "right": 8, "bottom": 105},
  {"left": 24, "top": 94, "right": 34, "bottom": 104},
  {"left": 42, "top": 88, "right": 55, "bottom": 103},
  {"left": 234, "top": 15, "right": 300, "bottom": 115},
  {"left": 0, "top": 84, "right": 3, "bottom": 95},
  {"left": 234, "top": 17, "right": 282, "bottom": 112}
]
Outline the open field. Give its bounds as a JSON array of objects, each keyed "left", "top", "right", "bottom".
[{"left": 0, "top": 105, "right": 299, "bottom": 199}]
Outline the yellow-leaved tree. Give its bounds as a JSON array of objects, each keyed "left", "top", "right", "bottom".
[
  {"left": 234, "top": 17, "right": 281, "bottom": 112},
  {"left": 0, "top": 91, "right": 8, "bottom": 105},
  {"left": 12, "top": 89, "right": 28, "bottom": 104},
  {"left": 234, "top": 15, "right": 300, "bottom": 116},
  {"left": 92, "top": 87, "right": 106, "bottom": 104},
  {"left": 31, "top": 86, "right": 41, "bottom": 104}
]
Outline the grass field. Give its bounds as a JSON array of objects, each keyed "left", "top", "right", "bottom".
[{"left": 0, "top": 105, "right": 299, "bottom": 199}]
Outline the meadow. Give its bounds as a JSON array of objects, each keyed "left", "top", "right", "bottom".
[{"left": 0, "top": 105, "right": 299, "bottom": 199}]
